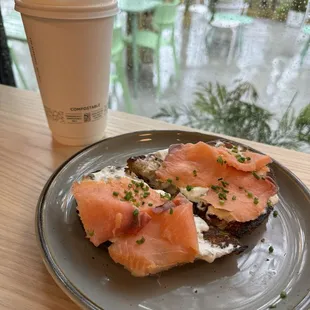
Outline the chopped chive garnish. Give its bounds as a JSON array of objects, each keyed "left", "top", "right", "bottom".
[
  {"left": 246, "top": 157, "right": 251, "bottom": 161},
  {"left": 88, "top": 230, "right": 94, "bottom": 237},
  {"left": 222, "top": 188, "right": 229, "bottom": 193},
  {"left": 221, "top": 180, "right": 229, "bottom": 187},
  {"left": 160, "top": 193, "right": 171, "bottom": 200},
  {"left": 280, "top": 291, "right": 287, "bottom": 299},
  {"left": 193, "top": 170, "right": 197, "bottom": 177},
  {"left": 235, "top": 154, "right": 246, "bottom": 162},
  {"left": 134, "top": 189, "right": 139, "bottom": 193},
  {"left": 167, "top": 179, "right": 172, "bottom": 184},
  {"left": 252, "top": 171, "right": 260, "bottom": 180},
  {"left": 269, "top": 246, "right": 274, "bottom": 253},
  {"left": 175, "top": 176, "right": 180, "bottom": 181},
  {"left": 218, "top": 192, "right": 227, "bottom": 200},
  {"left": 169, "top": 208, "right": 174, "bottom": 215},
  {"left": 219, "top": 200, "right": 225, "bottom": 205},
  {"left": 113, "top": 191, "right": 119, "bottom": 197},
  {"left": 217, "top": 156, "right": 224, "bottom": 165},
  {"left": 186, "top": 185, "right": 193, "bottom": 191},
  {"left": 132, "top": 181, "right": 139, "bottom": 187},
  {"left": 269, "top": 305, "right": 277, "bottom": 309},
  {"left": 143, "top": 185, "right": 149, "bottom": 191},
  {"left": 136, "top": 236, "right": 145, "bottom": 245},
  {"left": 133, "top": 209, "right": 139, "bottom": 216},
  {"left": 134, "top": 202, "right": 140, "bottom": 207},
  {"left": 148, "top": 203, "right": 153, "bottom": 207},
  {"left": 267, "top": 200, "right": 272, "bottom": 207},
  {"left": 143, "top": 192, "right": 150, "bottom": 198},
  {"left": 128, "top": 183, "right": 132, "bottom": 188},
  {"left": 273, "top": 210, "right": 278, "bottom": 217},
  {"left": 254, "top": 197, "right": 259, "bottom": 205},
  {"left": 211, "top": 185, "right": 220, "bottom": 192},
  {"left": 124, "top": 191, "right": 133, "bottom": 201},
  {"left": 232, "top": 148, "right": 238, "bottom": 153},
  {"left": 237, "top": 156, "right": 246, "bottom": 163},
  {"left": 232, "top": 195, "right": 237, "bottom": 201},
  {"left": 247, "top": 191, "right": 253, "bottom": 198}
]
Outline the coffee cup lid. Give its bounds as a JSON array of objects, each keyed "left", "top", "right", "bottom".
[{"left": 15, "top": 0, "right": 119, "bottom": 19}]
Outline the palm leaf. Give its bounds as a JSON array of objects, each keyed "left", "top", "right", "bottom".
[
  {"left": 296, "top": 104, "right": 310, "bottom": 143},
  {"left": 153, "top": 81, "right": 309, "bottom": 152}
]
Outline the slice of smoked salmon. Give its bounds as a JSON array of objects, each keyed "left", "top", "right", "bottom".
[
  {"left": 217, "top": 146, "right": 272, "bottom": 172},
  {"left": 203, "top": 175, "right": 277, "bottom": 222},
  {"left": 72, "top": 178, "right": 166, "bottom": 246},
  {"left": 156, "top": 142, "right": 277, "bottom": 223},
  {"left": 156, "top": 142, "right": 272, "bottom": 187},
  {"left": 156, "top": 142, "right": 227, "bottom": 188},
  {"left": 108, "top": 194, "right": 199, "bottom": 277}
]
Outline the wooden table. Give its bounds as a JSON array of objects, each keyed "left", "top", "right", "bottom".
[{"left": 1, "top": 85, "right": 310, "bottom": 310}]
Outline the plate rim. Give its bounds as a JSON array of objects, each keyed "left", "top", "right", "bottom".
[{"left": 35, "top": 129, "right": 310, "bottom": 310}]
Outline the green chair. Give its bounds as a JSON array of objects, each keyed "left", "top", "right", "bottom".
[
  {"left": 206, "top": 13, "right": 253, "bottom": 65},
  {"left": 300, "top": 25, "right": 310, "bottom": 67},
  {"left": 111, "top": 26, "right": 132, "bottom": 113},
  {"left": 216, "top": 13, "right": 253, "bottom": 60},
  {"left": 130, "top": 0, "right": 180, "bottom": 97}
]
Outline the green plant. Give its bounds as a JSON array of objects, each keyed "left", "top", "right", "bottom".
[
  {"left": 247, "top": 0, "right": 309, "bottom": 20},
  {"left": 154, "top": 81, "right": 310, "bottom": 152},
  {"left": 266, "top": 96, "right": 303, "bottom": 149},
  {"left": 290, "top": 0, "right": 308, "bottom": 12},
  {"left": 273, "top": 2, "right": 291, "bottom": 21},
  {"left": 296, "top": 104, "right": 310, "bottom": 143},
  {"left": 246, "top": 0, "right": 275, "bottom": 19}
]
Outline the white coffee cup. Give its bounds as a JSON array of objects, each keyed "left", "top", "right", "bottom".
[{"left": 15, "top": 0, "right": 118, "bottom": 146}]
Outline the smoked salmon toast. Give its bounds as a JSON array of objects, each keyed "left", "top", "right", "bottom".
[
  {"left": 127, "top": 141, "right": 279, "bottom": 238},
  {"left": 72, "top": 140, "right": 277, "bottom": 277},
  {"left": 72, "top": 164, "right": 244, "bottom": 276}
]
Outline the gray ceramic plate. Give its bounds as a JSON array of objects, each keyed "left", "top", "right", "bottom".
[{"left": 36, "top": 130, "right": 310, "bottom": 310}]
